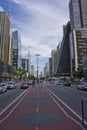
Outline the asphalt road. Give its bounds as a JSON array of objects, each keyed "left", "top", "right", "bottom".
[
  {"left": 0, "top": 84, "right": 83, "bottom": 130},
  {"left": 44, "top": 82, "right": 87, "bottom": 120},
  {"left": 0, "top": 81, "right": 87, "bottom": 122},
  {"left": 0, "top": 82, "right": 26, "bottom": 113}
]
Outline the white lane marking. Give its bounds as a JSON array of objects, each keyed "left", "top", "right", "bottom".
[
  {"left": 0, "top": 88, "right": 31, "bottom": 123},
  {"left": 0, "top": 89, "right": 27, "bottom": 115},
  {"left": 44, "top": 87, "right": 85, "bottom": 130}
]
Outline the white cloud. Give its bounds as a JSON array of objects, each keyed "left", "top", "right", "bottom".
[
  {"left": 0, "top": 6, "right": 4, "bottom": 11},
  {"left": 10, "top": 0, "right": 70, "bottom": 69}
]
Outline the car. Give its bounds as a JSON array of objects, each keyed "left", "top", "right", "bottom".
[
  {"left": 0, "top": 83, "right": 7, "bottom": 93},
  {"left": 63, "top": 81, "right": 71, "bottom": 86},
  {"left": 28, "top": 80, "right": 33, "bottom": 85},
  {"left": 77, "top": 82, "right": 87, "bottom": 90},
  {"left": 7, "top": 81, "right": 17, "bottom": 89},
  {"left": 20, "top": 82, "right": 29, "bottom": 89},
  {"left": 56, "top": 81, "right": 63, "bottom": 85}
]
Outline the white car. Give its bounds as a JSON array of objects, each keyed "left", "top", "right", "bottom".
[
  {"left": 77, "top": 82, "right": 87, "bottom": 90},
  {"left": 7, "top": 81, "right": 17, "bottom": 89},
  {"left": 0, "top": 83, "right": 7, "bottom": 93}
]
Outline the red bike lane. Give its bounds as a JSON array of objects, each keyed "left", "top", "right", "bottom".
[{"left": 0, "top": 84, "right": 84, "bottom": 130}]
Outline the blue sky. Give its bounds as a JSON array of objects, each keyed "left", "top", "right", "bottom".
[{"left": 0, "top": 0, "right": 70, "bottom": 72}]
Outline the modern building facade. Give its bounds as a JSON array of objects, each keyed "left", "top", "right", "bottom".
[
  {"left": 31, "top": 65, "right": 35, "bottom": 76},
  {"left": 21, "top": 58, "right": 28, "bottom": 71},
  {"left": 51, "top": 49, "right": 57, "bottom": 76},
  {"left": 70, "top": 28, "right": 87, "bottom": 72},
  {"left": 0, "top": 11, "right": 10, "bottom": 64},
  {"left": 55, "top": 22, "right": 71, "bottom": 76},
  {"left": 69, "top": 0, "right": 87, "bottom": 76},
  {"left": 49, "top": 57, "right": 52, "bottom": 77},
  {"left": 12, "top": 30, "right": 21, "bottom": 69},
  {"left": 69, "top": 0, "right": 87, "bottom": 30},
  {"left": 8, "top": 35, "right": 13, "bottom": 65}
]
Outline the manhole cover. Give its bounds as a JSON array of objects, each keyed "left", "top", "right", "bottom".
[{"left": 20, "top": 112, "right": 58, "bottom": 126}]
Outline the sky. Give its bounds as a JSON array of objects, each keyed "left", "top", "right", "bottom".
[{"left": 0, "top": 0, "right": 70, "bottom": 72}]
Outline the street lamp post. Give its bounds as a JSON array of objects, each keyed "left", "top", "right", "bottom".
[{"left": 35, "top": 54, "right": 40, "bottom": 83}]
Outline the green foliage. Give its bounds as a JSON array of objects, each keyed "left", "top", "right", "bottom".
[
  {"left": 73, "top": 68, "right": 84, "bottom": 79},
  {"left": 28, "top": 75, "right": 36, "bottom": 80}
]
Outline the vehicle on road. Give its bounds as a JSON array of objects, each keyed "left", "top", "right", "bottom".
[
  {"left": 63, "top": 81, "right": 71, "bottom": 87},
  {"left": 77, "top": 82, "right": 87, "bottom": 90},
  {"left": 7, "top": 81, "right": 17, "bottom": 89},
  {"left": 0, "top": 83, "right": 7, "bottom": 93},
  {"left": 28, "top": 80, "right": 33, "bottom": 85},
  {"left": 20, "top": 82, "right": 29, "bottom": 89}
]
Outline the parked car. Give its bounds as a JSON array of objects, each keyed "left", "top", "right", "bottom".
[
  {"left": 77, "top": 82, "right": 87, "bottom": 90},
  {"left": 63, "top": 81, "right": 71, "bottom": 87},
  {"left": 0, "top": 83, "right": 7, "bottom": 93},
  {"left": 20, "top": 82, "right": 29, "bottom": 89},
  {"left": 56, "top": 81, "right": 63, "bottom": 86},
  {"left": 7, "top": 81, "right": 17, "bottom": 89}
]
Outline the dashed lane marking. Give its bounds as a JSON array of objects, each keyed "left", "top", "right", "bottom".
[
  {"left": 36, "top": 107, "right": 39, "bottom": 130},
  {"left": 36, "top": 107, "right": 39, "bottom": 112}
]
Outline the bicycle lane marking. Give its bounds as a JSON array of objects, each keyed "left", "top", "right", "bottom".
[
  {"left": 42, "top": 86, "right": 85, "bottom": 130},
  {"left": 0, "top": 87, "right": 32, "bottom": 124}
]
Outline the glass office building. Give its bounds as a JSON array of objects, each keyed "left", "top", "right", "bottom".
[
  {"left": 12, "top": 30, "right": 21, "bottom": 69},
  {"left": 69, "top": 0, "right": 81, "bottom": 30},
  {"left": 69, "top": 0, "right": 87, "bottom": 29}
]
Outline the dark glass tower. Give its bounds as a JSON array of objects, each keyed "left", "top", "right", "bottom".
[
  {"left": 69, "top": 0, "right": 87, "bottom": 29},
  {"left": 12, "top": 30, "right": 21, "bottom": 69}
]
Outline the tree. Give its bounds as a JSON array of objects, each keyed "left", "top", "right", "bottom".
[{"left": 73, "top": 68, "right": 84, "bottom": 79}]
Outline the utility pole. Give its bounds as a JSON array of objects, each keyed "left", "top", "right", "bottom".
[{"left": 35, "top": 54, "right": 40, "bottom": 83}]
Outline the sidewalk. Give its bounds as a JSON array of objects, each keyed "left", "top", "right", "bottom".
[{"left": 0, "top": 84, "right": 84, "bottom": 130}]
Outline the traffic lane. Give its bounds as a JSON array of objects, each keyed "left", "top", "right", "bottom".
[
  {"left": 59, "top": 84, "right": 87, "bottom": 98},
  {"left": 45, "top": 84, "right": 86, "bottom": 118},
  {"left": 0, "top": 83, "right": 26, "bottom": 113},
  {"left": 0, "top": 87, "right": 35, "bottom": 130},
  {"left": 0, "top": 85, "right": 83, "bottom": 130},
  {"left": 48, "top": 83, "right": 87, "bottom": 98},
  {"left": 0, "top": 87, "right": 39, "bottom": 130},
  {"left": 39, "top": 85, "right": 83, "bottom": 130}
]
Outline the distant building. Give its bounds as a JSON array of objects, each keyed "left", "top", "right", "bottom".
[
  {"left": 31, "top": 65, "right": 34, "bottom": 76},
  {"left": 45, "top": 62, "right": 49, "bottom": 78},
  {"left": 21, "top": 58, "right": 28, "bottom": 71},
  {"left": 0, "top": 12, "right": 10, "bottom": 64},
  {"left": 49, "top": 58, "right": 52, "bottom": 77},
  {"left": 8, "top": 35, "right": 13, "bottom": 65},
  {"left": 12, "top": 30, "right": 21, "bottom": 69},
  {"left": 51, "top": 49, "right": 57, "bottom": 76}
]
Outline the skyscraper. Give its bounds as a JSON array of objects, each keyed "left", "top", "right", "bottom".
[
  {"left": 69, "top": 0, "right": 87, "bottom": 29},
  {"left": 51, "top": 49, "right": 57, "bottom": 76},
  {"left": 69, "top": 0, "right": 87, "bottom": 75},
  {"left": 0, "top": 12, "right": 10, "bottom": 64},
  {"left": 80, "top": 0, "right": 87, "bottom": 28},
  {"left": 12, "top": 30, "right": 21, "bottom": 69}
]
